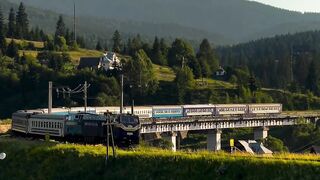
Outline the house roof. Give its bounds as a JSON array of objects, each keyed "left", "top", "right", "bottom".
[{"left": 78, "top": 57, "right": 101, "bottom": 69}]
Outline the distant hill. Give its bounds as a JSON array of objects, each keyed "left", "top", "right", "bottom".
[
  {"left": 6, "top": 0, "right": 320, "bottom": 44},
  {"left": 0, "top": 0, "right": 230, "bottom": 47}
]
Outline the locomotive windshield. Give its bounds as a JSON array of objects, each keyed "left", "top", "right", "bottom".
[{"left": 118, "top": 115, "right": 139, "bottom": 125}]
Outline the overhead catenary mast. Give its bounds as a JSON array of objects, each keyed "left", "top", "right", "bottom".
[{"left": 73, "top": 1, "right": 76, "bottom": 43}]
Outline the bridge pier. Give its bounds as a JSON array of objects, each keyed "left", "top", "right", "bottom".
[
  {"left": 169, "top": 131, "right": 177, "bottom": 152},
  {"left": 254, "top": 127, "right": 269, "bottom": 140},
  {"left": 207, "top": 129, "right": 222, "bottom": 151}
]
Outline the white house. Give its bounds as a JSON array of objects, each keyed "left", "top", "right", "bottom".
[
  {"left": 78, "top": 52, "right": 120, "bottom": 71},
  {"left": 101, "top": 52, "right": 120, "bottom": 71}
]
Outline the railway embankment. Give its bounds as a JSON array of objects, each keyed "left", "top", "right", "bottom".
[{"left": 0, "top": 137, "right": 319, "bottom": 179}]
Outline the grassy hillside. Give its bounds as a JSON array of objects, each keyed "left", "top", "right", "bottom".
[
  {"left": 5, "top": 38, "right": 44, "bottom": 49},
  {"left": 0, "top": 137, "right": 319, "bottom": 179},
  {"left": 153, "top": 64, "right": 176, "bottom": 81},
  {"left": 18, "top": 49, "right": 103, "bottom": 62}
]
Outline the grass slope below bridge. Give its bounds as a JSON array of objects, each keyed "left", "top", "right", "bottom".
[{"left": 0, "top": 137, "right": 319, "bottom": 179}]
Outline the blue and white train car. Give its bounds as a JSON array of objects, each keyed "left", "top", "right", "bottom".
[
  {"left": 152, "top": 105, "right": 183, "bottom": 118},
  {"left": 183, "top": 104, "right": 215, "bottom": 116}
]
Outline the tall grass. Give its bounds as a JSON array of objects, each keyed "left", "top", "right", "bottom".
[
  {"left": 0, "top": 119, "right": 11, "bottom": 125},
  {"left": 0, "top": 137, "right": 319, "bottom": 179}
]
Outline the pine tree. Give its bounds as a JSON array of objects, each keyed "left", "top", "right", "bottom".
[
  {"left": 126, "top": 38, "right": 132, "bottom": 55},
  {"left": 33, "top": 27, "right": 41, "bottom": 41},
  {"left": 15, "top": 2, "right": 29, "bottom": 39},
  {"left": 125, "top": 49, "right": 158, "bottom": 95},
  {"left": 160, "top": 38, "right": 168, "bottom": 57},
  {"left": 305, "top": 60, "right": 319, "bottom": 95},
  {"left": 168, "top": 38, "right": 195, "bottom": 67},
  {"left": 6, "top": 40, "right": 18, "bottom": 58},
  {"left": 248, "top": 75, "right": 258, "bottom": 93},
  {"left": 55, "top": 15, "right": 66, "bottom": 45},
  {"left": 188, "top": 57, "right": 202, "bottom": 79},
  {"left": 112, "top": 30, "right": 121, "bottom": 53},
  {"left": 0, "top": 7, "right": 7, "bottom": 55},
  {"left": 7, "top": 8, "right": 15, "bottom": 38},
  {"left": 130, "top": 34, "right": 143, "bottom": 55},
  {"left": 96, "top": 40, "right": 102, "bottom": 51},
  {"left": 197, "top": 39, "right": 219, "bottom": 77},
  {"left": 151, "top": 37, "right": 166, "bottom": 65},
  {"left": 64, "top": 29, "right": 71, "bottom": 45},
  {"left": 174, "top": 66, "right": 195, "bottom": 103}
]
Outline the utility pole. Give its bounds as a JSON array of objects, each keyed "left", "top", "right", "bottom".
[
  {"left": 48, "top": 81, "right": 52, "bottom": 114},
  {"left": 120, "top": 74, "right": 124, "bottom": 114},
  {"left": 73, "top": 1, "right": 76, "bottom": 43},
  {"left": 290, "top": 45, "right": 294, "bottom": 82},
  {"left": 105, "top": 115, "right": 116, "bottom": 164},
  {"left": 84, "top": 81, "right": 87, "bottom": 112},
  {"left": 131, "top": 99, "right": 134, "bottom": 115}
]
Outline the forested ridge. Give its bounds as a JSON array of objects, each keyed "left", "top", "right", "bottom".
[
  {"left": 0, "top": 0, "right": 228, "bottom": 47},
  {"left": 6, "top": 0, "right": 320, "bottom": 44},
  {"left": 218, "top": 31, "right": 320, "bottom": 94}
]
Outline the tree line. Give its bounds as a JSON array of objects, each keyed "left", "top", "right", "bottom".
[{"left": 217, "top": 30, "right": 320, "bottom": 96}]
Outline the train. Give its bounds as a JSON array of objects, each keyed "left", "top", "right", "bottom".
[
  {"left": 11, "top": 110, "right": 140, "bottom": 145},
  {"left": 32, "top": 103, "right": 282, "bottom": 119},
  {"left": 11, "top": 103, "right": 282, "bottom": 145},
  {"left": 94, "top": 103, "right": 282, "bottom": 119}
]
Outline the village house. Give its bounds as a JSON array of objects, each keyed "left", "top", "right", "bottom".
[{"left": 78, "top": 52, "right": 120, "bottom": 71}]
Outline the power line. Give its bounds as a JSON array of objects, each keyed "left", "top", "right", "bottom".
[
  {"left": 292, "top": 136, "right": 320, "bottom": 153},
  {"left": 49, "top": 81, "right": 91, "bottom": 112}
]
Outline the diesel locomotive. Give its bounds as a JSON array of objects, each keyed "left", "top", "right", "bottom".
[{"left": 11, "top": 110, "right": 140, "bottom": 146}]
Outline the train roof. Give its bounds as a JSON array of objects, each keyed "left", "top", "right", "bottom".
[
  {"left": 127, "top": 106, "right": 152, "bottom": 109},
  {"left": 152, "top": 105, "right": 182, "bottom": 109},
  {"left": 215, "top": 104, "right": 247, "bottom": 107},
  {"left": 183, "top": 104, "right": 215, "bottom": 108},
  {"left": 247, "top": 103, "right": 282, "bottom": 106}
]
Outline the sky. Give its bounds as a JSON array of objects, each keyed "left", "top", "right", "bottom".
[{"left": 252, "top": 0, "right": 320, "bottom": 13}]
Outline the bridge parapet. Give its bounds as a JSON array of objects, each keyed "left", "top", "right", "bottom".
[{"left": 140, "top": 115, "right": 315, "bottom": 134}]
